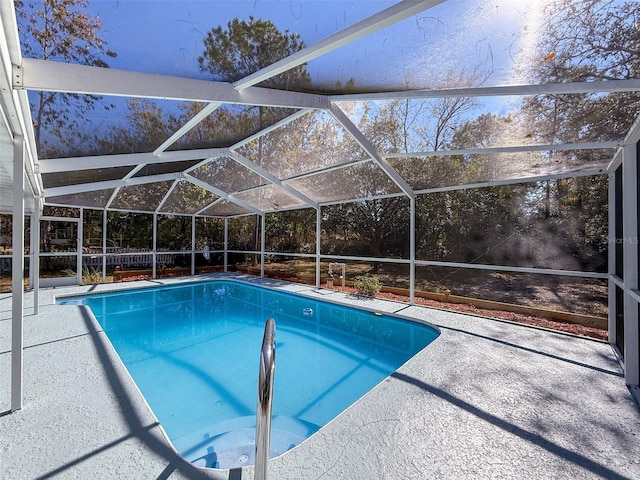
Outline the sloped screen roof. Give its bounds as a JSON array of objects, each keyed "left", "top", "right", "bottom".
[{"left": 9, "top": 0, "right": 640, "bottom": 216}]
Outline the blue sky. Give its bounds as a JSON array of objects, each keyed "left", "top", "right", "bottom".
[
  {"left": 87, "top": 1, "right": 391, "bottom": 80},
  {"left": 85, "top": 0, "right": 547, "bottom": 92}
]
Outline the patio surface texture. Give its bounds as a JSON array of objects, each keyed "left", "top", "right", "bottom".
[{"left": 1, "top": 273, "right": 639, "bottom": 480}]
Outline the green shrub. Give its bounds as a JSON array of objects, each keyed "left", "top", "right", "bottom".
[{"left": 353, "top": 275, "right": 381, "bottom": 297}]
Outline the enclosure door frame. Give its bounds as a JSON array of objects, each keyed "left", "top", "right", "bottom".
[
  {"left": 609, "top": 136, "right": 640, "bottom": 391},
  {"left": 38, "top": 215, "right": 81, "bottom": 287}
]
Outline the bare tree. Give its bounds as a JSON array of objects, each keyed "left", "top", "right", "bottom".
[{"left": 15, "top": 0, "right": 116, "bottom": 157}]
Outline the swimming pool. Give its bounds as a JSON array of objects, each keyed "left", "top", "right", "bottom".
[{"left": 58, "top": 279, "right": 439, "bottom": 469}]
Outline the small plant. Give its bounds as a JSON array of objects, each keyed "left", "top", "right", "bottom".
[
  {"left": 82, "top": 266, "right": 103, "bottom": 285},
  {"left": 353, "top": 275, "right": 381, "bottom": 297}
]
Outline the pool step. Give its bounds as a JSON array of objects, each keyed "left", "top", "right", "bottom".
[
  {"left": 174, "top": 415, "right": 319, "bottom": 469},
  {"left": 190, "top": 427, "right": 302, "bottom": 469}
]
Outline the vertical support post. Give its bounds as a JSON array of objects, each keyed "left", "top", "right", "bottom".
[
  {"left": 316, "top": 207, "right": 321, "bottom": 287},
  {"left": 224, "top": 217, "right": 228, "bottom": 273},
  {"left": 11, "top": 134, "right": 25, "bottom": 412},
  {"left": 152, "top": 212, "right": 157, "bottom": 279},
  {"left": 77, "top": 208, "right": 84, "bottom": 285},
  {"left": 28, "top": 214, "right": 35, "bottom": 289},
  {"left": 32, "top": 206, "right": 40, "bottom": 314},
  {"left": 102, "top": 209, "right": 107, "bottom": 281},
  {"left": 623, "top": 144, "right": 639, "bottom": 386},
  {"left": 261, "top": 213, "right": 265, "bottom": 278},
  {"left": 410, "top": 196, "right": 416, "bottom": 305},
  {"left": 608, "top": 168, "right": 617, "bottom": 344},
  {"left": 191, "top": 215, "right": 196, "bottom": 276}
]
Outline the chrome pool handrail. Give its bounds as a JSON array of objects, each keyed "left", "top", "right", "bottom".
[
  {"left": 329, "top": 262, "right": 346, "bottom": 290},
  {"left": 255, "top": 317, "right": 276, "bottom": 480}
]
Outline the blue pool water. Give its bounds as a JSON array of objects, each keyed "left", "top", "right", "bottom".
[{"left": 58, "top": 280, "right": 439, "bottom": 468}]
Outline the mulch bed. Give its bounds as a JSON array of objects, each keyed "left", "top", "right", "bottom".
[{"left": 328, "top": 285, "right": 608, "bottom": 341}]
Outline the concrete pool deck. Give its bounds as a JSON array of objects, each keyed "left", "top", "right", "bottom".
[{"left": 1, "top": 273, "right": 639, "bottom": 479}]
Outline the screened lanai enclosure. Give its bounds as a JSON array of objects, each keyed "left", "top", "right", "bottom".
[{"left": 1, "top": 0, "right": 640, "bottom": 410}]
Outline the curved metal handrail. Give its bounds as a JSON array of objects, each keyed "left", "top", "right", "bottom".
[
  {"left": 329, "top": 262, "right": 346, "bottom": 290},
  {"left": 255, "top": 318, "right": 276, "bottom": 480}
]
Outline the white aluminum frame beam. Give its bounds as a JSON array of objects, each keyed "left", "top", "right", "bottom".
[
  {"left": 191, "top": 213, "right": 196, "bottom": 275},
  {"left": 11, "top": 134, "right": 24, "bottom": 412},
  {"left": 224, "top": 217, "right": 229, "bottom": 272},
  {"left": 16, "top": 89, "right": 42, "bottom": 203},
  {"left": 609, "top": 148, "right": 623, "bottom": 173},
  {"left": 384, "top": 141, "right": 621, "bottom": 158},
  {"left": 272, "top": 252, "right": 607, "bottom": 280},
  {"left": 608, "top": 163, "right": 617, "bottom": 345},
  {"left": 0, "top": 0, "right": 22, "bottom": 134},
  {"left": 15, "top": 58, "right": 329, "bottom": 110},
  {"left": 153, "top": 102, "right": 222, "bottom": 155},
  {"left": 1, "top": 5, "right": 42, "bottom": 206},
  {"left": 230, "top": 108, "right": 314, "bottom": 150},
  {"left": 105, "top": 186, "right": 122, "bottom": 210},
  {"left": 39, "top": 148, "right": 229, "bottom": 173},
  {"left": 415, "top": 169, "right": 607, "bottom": 195},
  {"left": 154, "top": 179, "right": 179, "bottom": 213},
  {"left": 128, "top": 103, "right": 223, "bottom": 182},
  {"left": 622, "top": 143, "right": 639, "bottom": 386},
  {"left": 310, "top": 167, "right": 607, "bottom": 207},
  {"left": 227, "top": 150, "right": 319, "bottom": 209},
  {"left": 152, "top": 212, "right": 157, "bottom": 278},
  {"left": 39, "top": 141, "right": 619, "bottom": 175},
  {"left": 186, "top": 175, "right": 263, "bottom": 215},
  {"left": 233, "top": 0, "right": 446, "bottom": 90},
  {"left": 284, "top": 158, "right": 371, "bottom": 182},
  {"left": 316, "top": 207, "right": 321, "bottom": 287},
  {"left": 331, "top": 78, "right": 640, "bottom": 101},
  {"left": 410, "top": 197, "right": 415, "bottom": 303},
  {"left": 317, "top": 191, "right": 408, "bottom": 207},
  {"left": 30, "top": 207, "right": 40, "bottom": 314},
  {"left": 44, "top": 160, "right": 607, "bottom": 212},
  {"left": 46, "top": 171, "right": 265, "bottom": 216},
  {"left": 260, "top": 214, "right": 266, "bottom": 277},
  {"left": 616, "top": 111, "right": 640, "bottom": 387},
  {"left": 194, "top": 197, "right": 237, "bottom": 216},
  {"left": 328, "top": 103, "right": 414, "bottom": 198},
  {"left": 414, "top": 259, "right": 608, "bottom": 279},
  {"left": 44, "top": 172, "right": 181, "bottom": 197}
]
